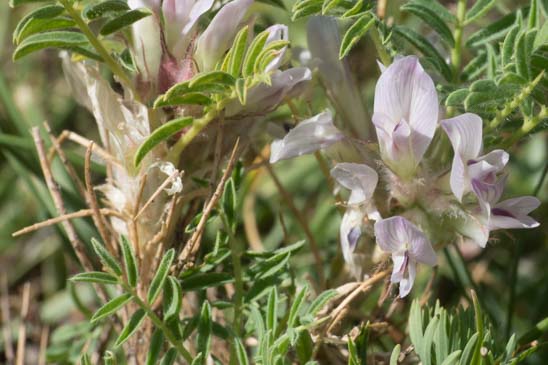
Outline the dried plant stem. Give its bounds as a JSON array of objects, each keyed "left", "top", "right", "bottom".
[
  {"left": 176, "top": 139, "right": 240, "bottom": 267},
  {"left": 1, "top": 273, "right": 13, "bottom": 363},
  {"left": 85, "top": 143, "right": 117, "bottom": 255},
  {"left": 15, "top": 282, "right": 30, "bottom": 365},
  {"left": 134, "top": 170, "right": 181, "bottom": 220},
  {"left": 262, "top": 159, "right": 326, "bottom": 289},
  {"left": 56, "top": 130, "right": 122, "bottom": 169},
  {"left": 325, "top": 269, "right": 389, "bottom": 333},
  {"left": 12, "top": 208, "right": 126, "bottom": 237},
  {"left": 32, "top": 127, "right": 95, "bottom": 271},
  {"left": 38, "top": 326, "right": 49, "bottom": 365}
]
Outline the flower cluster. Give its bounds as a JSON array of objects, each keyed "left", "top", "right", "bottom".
[{"left": 270, "top": 56, "right": 540, "bottom": 297}]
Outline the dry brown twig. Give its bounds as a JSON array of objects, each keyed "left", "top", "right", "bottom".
[
  {"left": 1, "top": 273, "right": 14, "bottom": 363},
  {"left": 12, "top": 208, "right": 126, "bottom": 237},
  {"left": 32, "top": 127, "right": 95, "bottom": 271},
  {"left": 176, "top": 138, "right": 241, "bottom": 269},
  {"left": 85, "top": 142, "right": 117, "bottom": 255},
  {"left": 15, "top": 282, "right": 30, "bottom": 365}
]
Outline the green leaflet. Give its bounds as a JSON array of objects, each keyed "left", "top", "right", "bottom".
[
  {"left": 163, "top": 276, "right": 182, "bottom": 319},
  {"left": 153, "top": 92, "right": 212, "bottom": 108},
  {"left": 13, "top": 5, "right": 65, "bottom": 44},
  {"left": 145, "top": 329, "right": 165, "bottom": 365},
  {"left": 82, "top": 0, "right": 130, "bottom": 20},
  {"left": 13, "top": 31, "right": 100, "bottom": 61},
  {"left": 339, "top": 13, "right": 375, "bottom": 59},
  {"left": 99, "top": 8, "right": 152, "bottom": 36},
  {"left": 147, "top": 249, "right": 175, "bottom": 304},
  {"left": 196, "top": 301, "right": 212, "bottom": 360},
  {"left": 134, "top": 117, "right": 193, "bottom": 166},
  {"left": 464, "top": 0, "right": 497, "bottom": 25},
  {"left": 70, "top": 272, "right": 119, "bottom": 285},
  {"left": 401, "top": 2, "right": 455, "bottom": 46},
  {"left": 91, "top": 238, "right": 122, "bottom": 276},
  {"left": 90, "top": 293, "right": 132, "bottom": 323},
  {"left": 120, "top": 235, "right": 138, "bottom": 288},
  {"left": 114, "top": 309, "right": 147, "bottom": 347},
  {"left": 10, "top": 0, "right": 53, "bottom": 7},
  {"left": 393, "top": 26, "right": 452, "bottom": 80}
]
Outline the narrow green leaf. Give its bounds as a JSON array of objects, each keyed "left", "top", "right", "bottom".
[
  {"left": 145, "top": 329, "right": 164, "bottom": 365},
  {"left": 409, "top": 300, "right": 424, "bottom": 354},
  {"left": 163, "top": 276, "right": 182, "bottom": 319},
  {"left": 10, "top": 0, "right": 53, "bottom": 7},
  {"left": 15, "top": 17, "right": 76, "bottom": 45},
  {"left": 159, "top": 348, "right": 177, "bottom": 365},
  {"left": 470, "top": 290, "right": 484, "bottom": 365},
  {"left": 180, "top": 272, "right": 234, "bottom": 291},
  {"left": 390, "top": 344, "right": 401, "bottom": 365},
  {"left": 348, "top": 337, "right": 359, "bottom": 365},
  {"left": 462, "top": 52, "right": 488, "bottom": 81},
  {"left": 196, "top": 301, "right": 212, "bottom": 359},
  {"left": 234, "top": 337, "right": 249, "bottom": 365},
  {"left": 307, "top": 289, "right": 337, "bottom": 316},
  {"left": 393, "top": 26, "right": 452, "bottom": 80},
  {"left": 341, "top": 0, "right": 364, "bottom": 18},
  {"left": 228, "top": 26, "right": 249, "bottom": 77},
  {"left": 502, "top": 25, "right": 520, "bottom": 66},
  {"left": 441, "top": 350, "right": 462, "bottom": 365},
  {"left": 408, "top": 0, "right": 456, "bottom": 23},
  {"left": 420, "top": 316, "right": 439, "bottom": 365},
  {"left": 164, "top": 81, "right": 190, "bottom": 99},
  {"left": 91, "top": 238, "right": 122, "bottom": 276},
  {"left": 235, "top": 78, "right": 247, "bottom": 105},
  {"left": 114, "top": 309, "right": 146, "bottom": 347},
  {"left": 242, "top": 31, "right": 270, "bottom": 77},
  {"left": 189, "top": 70, "right": 236, "bottom": 88},
  {"left": 13, "top": 5, "right": 65, "bottom": 44},
  {"left": 249, "top": 305, "right": 266, "bottom": 340},
  {"left": 504, "top": 334, "right": 517, "bottom": 362},
  {"left": 70, "top": 271, "right": 119, "bottom": 285},
  {"left": 287, "top": 285, "right": 308, "bottom": 328},
  {"left": 82, "top": 0, "right": 130, "bottom": 20},
  {"left": 464, "top": 0, "right": 496, "bottom": 25},
  {"left": 466, "top": 11, "right": 518, "bottom": 47},
  {"left": 459, "top": 332, "right": 478, "bottom": 365},
  {"left": 445, "top": 88, "right": 469, "bottom": 107},
  {"left": 266, "top": 287, "right": 278, "bottom": 334},
  {"left": 134, "top": 117, "right": 193, "bottom": 166},
  {"left": 222, "top": 178, "right": 237, "bottom": 225},
  {"left": 486, "top": 43, "right": 497, "bottom": 79},
  {"left": 516, "top": 31, "right": 531, "bottom": 80},
  {"left": 435, "top": 308, "right": 449, "bottom": 363},
  {"left": 147, "top": 249, "right": 175, "bottom": 304},
  {"left": 120, "top": 235, "right": 138, "bottom": 288},
  {"left": 322, "top": 0, "right": 343, "bottom": 14},
  {"left": 13, "top": 31, "right": 89, "bottom": 61},
  {"left": 339, "top": 13, "right": 375, "bottom": 59},
  {"left": 153, "top": 92, "right": 212, "bottom": 108},
  {"left": 401, "top": 3, "right": 454, "bottom": 46},
  {"left": 100, "top": 8, "right": 152, "bottom": 36},
  {"left": 91, "top": 293, "right": 132, "bottom": 323},
  {"left": 291, "top": 0, "right": 322, "bottom": 20},
  {"left": 528, "top": 0, "right": 539, "bottom": 29},
  {"left": 190, "top": 353, "right": 203, "bottom": 365},
  {"left": 254, "top": 40, "right": 289, "bottom": 73}
]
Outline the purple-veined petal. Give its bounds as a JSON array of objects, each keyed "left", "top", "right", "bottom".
[
  {"left": 468, "top": 149, "right": 509, "bottom": 183},
  {"left": 398, "top": 258, "right": 416, "bottom": 298},
  {"left": 226, "top": 68, "right": 311, "bottom": 117},
  {"left": 441, "top": 113, "right": 483, "bottom": 161},
  {"left": 373, "top": 56, "right": 438, "bottom": 166},
  {"left": 374, "top": 216, "right": 408, "bottom": 253},
  {"left": 456, "top": 212, "right": 490, "bottom": 248},
  {"left": 263, "top": 24, "right": 288, "bottom": 72},
  {"left": 471, "top": 175, "right": 506, "bottom": 212},
  {"left": 489, "top": 196, "right": 540, "bottom": 229},
  {"left": 330, "top": 163, "right": 378, "bottom": 205},
  {"left": 270, "top": 110, "right": 343, "bottom": 163},
  {"left": 390, "top": 251, "right": 407, "bottom": 283},
  {"left": 340, "top": 208, "right": 364, "bottom": 263},
  {"left": 162, "top": 0, "right": 214, "bottom": 58},
  {"left": 194, "top": 0, "right": 253, "bottom": 71}
]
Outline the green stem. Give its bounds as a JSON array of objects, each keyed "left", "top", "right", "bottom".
[
  {"left": 369, "top": 25, "right": 391, "bottom": 66},
  {"left": 488, "top": 71, "right": 545, "bottom": 131},
  {"left": 220, "top": 212, "right": 244, "bottom": 336},
  {"left": 502, "top": 104, "right": 547, "bottom": 149},
  {"left": 450, "top": 0, "right": 467, "bottom": 82},
  {"left": 59, "top": 0, "right": 136, "bottom": 96},
  {"left": 121, "top": 283, "right": 193, "bottom": 363}
]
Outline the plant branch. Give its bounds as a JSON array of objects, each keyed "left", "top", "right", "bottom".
[{"left": 450, "top": 0, "right": 467, "bottom": 82}]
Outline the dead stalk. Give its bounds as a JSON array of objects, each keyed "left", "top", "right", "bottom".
[
  {"left": 15, "top": 282, "right": 30, "bottom": 365},
  {"left": 31, "top": 127, "right": 95, "bottom": 271},
  {"left": 176, "top": 139, "right": 241, "bottom": 268},
  {"left": 1, "top": 273, "right": 14, "bottom": 362}
]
